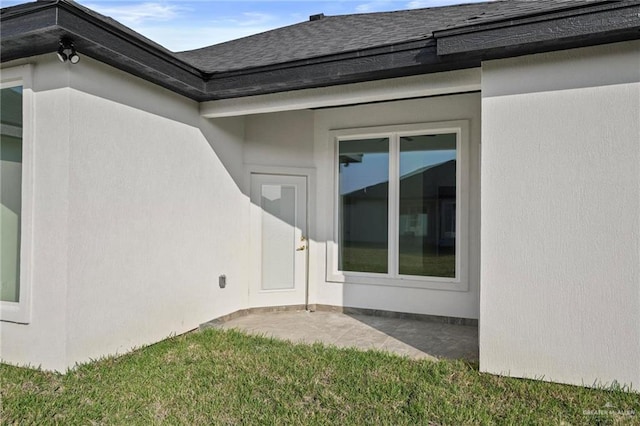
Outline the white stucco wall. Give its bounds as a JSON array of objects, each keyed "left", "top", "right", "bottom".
[
  {"left": 245, "top": 110, "right": 315, "bottom": 168},
  {"left": 242, "top": 91, "right": 482, "bottom": 320},
  {"left": 0, "top": 61, "right": 71, "bottom": 371},
  {"left": 2, "top": 36, "right": 636, "bottom": 389},
  {"left": 480, "top": 41, "right": 640, "bottom": 388},
  {"left": 1, "top": 54, "right": 481, "bottom": 371},
  {"left": 1, "top": 56, "right": 250, "bottom": 370}
]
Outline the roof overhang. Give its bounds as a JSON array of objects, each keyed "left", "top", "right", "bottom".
[
  {"left": 2, "top": 0, "right": 639, "bottom": 102},
  {"left": 434, "top": 1, "right": 640, "bottom": 60},
  {"left": 201, "top": 68, "right": 481, "bottom": 118},
  {"left": 203, "top": 38, "right": 481, "bottom": 99},
  {"left": 0, "top": 1, "right": 207, "bottom": 99}
]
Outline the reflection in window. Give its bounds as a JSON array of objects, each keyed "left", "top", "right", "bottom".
[
  {"left": 399, "top": 134, "right": 456, "bottom": 277},
  {"left": 1, "top": 86, "right": 23, "bottom": 302},
  {"left": 338, "top": 138, "right": 389, "bottom": 273}
]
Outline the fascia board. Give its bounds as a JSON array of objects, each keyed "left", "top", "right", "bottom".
[{"left": 435, "top": 2, "right": 640, "bottom": 57}]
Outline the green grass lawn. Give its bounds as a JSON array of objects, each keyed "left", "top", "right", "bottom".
[{"left": 1, "top": 329, "right": 638, "bottom": 425}]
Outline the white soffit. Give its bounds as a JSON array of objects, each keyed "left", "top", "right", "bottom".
[{"left": 200, "top": 68, "right": 481, "bottom": 118}]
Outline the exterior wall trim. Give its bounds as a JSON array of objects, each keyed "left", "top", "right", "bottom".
[
  {"left": 326, "top": 120, "right": 471, "bottom": 292},
  {"left": 201, "top": 69, "right": 481, "bottom": 118},
  {"left": 0, "top": 64, "right": 34, "bottom": 324},
  {"left": 436, "top": 1, "right": 640, "bottom": 58}
]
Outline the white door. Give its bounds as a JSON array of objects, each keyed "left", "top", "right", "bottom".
[{"left": 249, "top": 174, "right": 308, "bottom": 307}]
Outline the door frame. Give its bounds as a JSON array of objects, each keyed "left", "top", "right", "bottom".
[{"left": 245, "top": 165, "right": 315, "bottom": 309}]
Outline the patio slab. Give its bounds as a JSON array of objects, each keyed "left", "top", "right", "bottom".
[{"left": 202, "top": 310, "right": 478, "bottom": 361}]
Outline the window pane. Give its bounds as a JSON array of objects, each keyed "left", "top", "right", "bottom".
[
  {"left": 339, "top": 138, "right": 389, "bottom": 273},
  {"left": 399, "top": 134, "right": 456, "bottom": 278},
  {"left": 261, "top": 184, "right": 296, "bottom": 290},
  {"left": 1, "top": 86, "right": 23, "bottom": 302}
]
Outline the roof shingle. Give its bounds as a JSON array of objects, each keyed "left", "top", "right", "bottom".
[{"left": 176, "top": 0, "right": 597, "bottom": 73}]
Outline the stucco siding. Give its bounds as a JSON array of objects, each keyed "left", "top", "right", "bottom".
[
  {"left": 237, "top": 90, "right": 481, "bottom": 320},
  {"left": 1, "top": 56, "right": 250, "bottom": 370},
  {"left": 65, "top": 91, "right": 248, "bottom": 364},
  {"left": 480, "top": 41, "right": 640, "bottom": 388},
  {"left": 0, "top": 85, "right": 70, "bottom": 371},
  {"left": 245, "top": 110, "right": 315, "bottom": 168}
]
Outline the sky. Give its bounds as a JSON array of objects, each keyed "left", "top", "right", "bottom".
[{"left": 1, "top": 0, "right": 489, "bottom": 51}]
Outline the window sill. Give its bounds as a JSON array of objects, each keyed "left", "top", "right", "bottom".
[
  {"left": 1, "top": 301, "right": 31, "bottom": 324},
  {"left": 326, "top": 272, "right": 469, "bottom": 292}
]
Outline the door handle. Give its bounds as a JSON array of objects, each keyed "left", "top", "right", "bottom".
[{"left": 296, "top": 235, "right": 307, "bottom": 251}]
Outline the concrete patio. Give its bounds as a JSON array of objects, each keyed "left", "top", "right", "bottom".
[{"left": 202, "top": 310, "right": 478, "bottom": 361}]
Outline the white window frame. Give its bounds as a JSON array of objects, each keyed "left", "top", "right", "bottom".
[
  {"left": 326, "top": 120, "right": 469, "bottom": 291},
  {"left": 1, "top": 65, "right": 34, "bottom": 323}
]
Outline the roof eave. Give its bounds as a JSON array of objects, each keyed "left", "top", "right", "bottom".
[
  {"left": 204, "top": 1, "right": 640, "bottom": 101},
  {"left": 1, "top": 0, "right": 208, "bottom": 100},
  {"left": 2, "top": 0, "right": 639, "bottom": 102},
  {"left": 434, "top": 0, "right": 640, "bottom": 59},
  {"left": 203, "top": 39, "right": 481, "bottom": 100}
]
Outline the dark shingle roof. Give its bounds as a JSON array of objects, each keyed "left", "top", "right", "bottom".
[
  {"left": 176, "top": 0, "right": 595, "bottom": 73},
  {"left": 3, "top": 0, "right": 636, "bottom": 100}
]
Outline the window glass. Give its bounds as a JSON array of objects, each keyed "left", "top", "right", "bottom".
[
  {"left": 338, "top": 138, "right": 389, "bottom": 273},
  {"left": 261, "top": 184, "right": 296, "bottom": 290},
  {"left": 399, "top": 134, "right": 456, "bottom": 277},
  {"left": 1, "top": 86, "right": 23, "bottom": 302}
]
